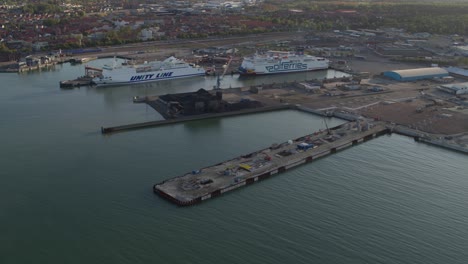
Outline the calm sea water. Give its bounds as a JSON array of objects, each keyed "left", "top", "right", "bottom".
[{"left": 0, "top": 60, "right": 467, "bottom": 264}]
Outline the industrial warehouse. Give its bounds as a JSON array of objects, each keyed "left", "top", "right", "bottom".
[
  {"left": 383, "top": 67, "right": 449, "bottom": 81},
  {"left": 438, "top": 82, "right": 468, "bottom": 95}
]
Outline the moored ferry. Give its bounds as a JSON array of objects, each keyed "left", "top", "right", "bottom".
[
  {"left": 238, "top": 49, "right": 329, "bottom": 75},
  {"left": 91, "top": 56, "right": 206, "bottom": 86}
]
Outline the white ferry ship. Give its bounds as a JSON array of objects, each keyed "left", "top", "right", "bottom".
[
  {"left": 91, "top": 56, "right": 206, "bottom": 86},
  {"left": 238, "top": 49, "right": 329, "bottom": 75}
]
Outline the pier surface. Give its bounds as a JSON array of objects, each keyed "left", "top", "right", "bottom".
[{"left": 154, "top": 120, "right": 389, "bottom": 206}]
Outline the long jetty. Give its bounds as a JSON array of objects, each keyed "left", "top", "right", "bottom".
[{"left": 154, "top": 120, "right": 390, "bottom": 206}]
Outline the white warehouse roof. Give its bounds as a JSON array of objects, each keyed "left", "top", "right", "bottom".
[
  {"left": 391, "top": 67, "right": 448, "bottom": 78},
  {"left": 439, "top": 82, "right": 468, "bottom": 95}
]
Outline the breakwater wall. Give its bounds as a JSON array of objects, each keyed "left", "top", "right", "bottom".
[
  {"left": 392, "top": 125, "right": 468, "bottom": 154},
  {"left": 102, "top": 103, "right": 364, "bottom": 134},
  {"left": 101, "top": 102, "right": 467, "bottom": 156}
]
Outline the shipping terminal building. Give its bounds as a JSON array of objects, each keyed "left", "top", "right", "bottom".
[{"left": 383, "top": 67, "right": 449, "bottom": 81}]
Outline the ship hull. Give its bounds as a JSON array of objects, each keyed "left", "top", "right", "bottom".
[
  {"left": 238, "top": 66, "right": 329, "bottom": 76},
  {"left": 92, "top": 56, "right": 206, "bottom": 87},
  {"left": 92, "top": 68, "right": 206, "bottom": 86},
  {"left": 238, "top": 51, "right": 329, "bottom": 76}
]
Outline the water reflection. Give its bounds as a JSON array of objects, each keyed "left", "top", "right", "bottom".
[{"left": 183, "top": 119, "right": 222, "bottom": 133}]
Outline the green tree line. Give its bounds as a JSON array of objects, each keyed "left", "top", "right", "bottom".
[
  {"left": 22, "top": 2, "right": 62, "bottom": 14},
  {"left": 260, "top": 0, "right": 468, "bottom": 34}
]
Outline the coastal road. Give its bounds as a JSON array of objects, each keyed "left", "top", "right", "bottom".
[{"left": 98, "top": 32, "right": 306, "bottom": 55}]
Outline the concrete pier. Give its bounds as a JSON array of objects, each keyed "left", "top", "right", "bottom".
[
  {"left": 154, "top": 120, "right": 390, "bottom": 206},
  {"left": 392, "top": 125, "right": 468, "bottom": 154}
]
